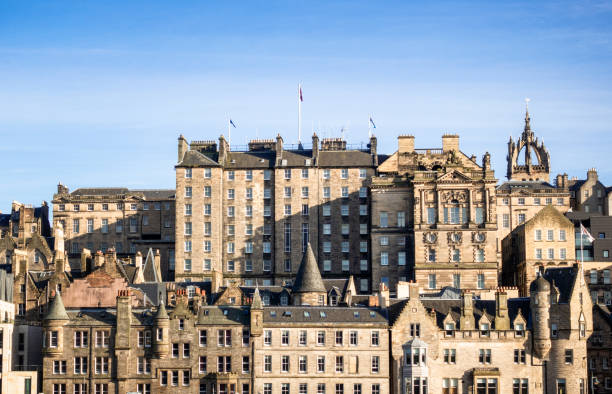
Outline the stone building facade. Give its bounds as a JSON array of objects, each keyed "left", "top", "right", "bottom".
[
  {"left": 568, "top": 169, "right": 612, "bottom": 215},
  {"left": 174, "top": 134, "right": 378, "bottom": 291},
  {"left": 371, "top": 134, "right": 499, "bottom": 292},
  {"left": 501, "top": 205, "right": 576, "bottom": 296},
  {"left": 51, "top": 185, "right": 175, "bottom": 279},
  {"left": 388, "top": 266, "right": 590, "bottom": 394}
]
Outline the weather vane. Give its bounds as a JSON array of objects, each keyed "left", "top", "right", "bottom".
[{"left": 525, "top": 97, "right": 531, "bottom": 110}]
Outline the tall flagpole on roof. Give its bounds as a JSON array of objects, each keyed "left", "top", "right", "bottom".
[
  {"left": 298, "top": 83, "right": 303, "bottom": 147},
  {"left": 228, "top": 118, "right": 231, "bottom": 148}
]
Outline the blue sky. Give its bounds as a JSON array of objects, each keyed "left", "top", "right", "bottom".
[{"left": 1, "top": 1, "right": 612, "bottom": 210}]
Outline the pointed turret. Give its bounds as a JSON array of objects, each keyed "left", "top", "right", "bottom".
[
  {"left": 153, "top": 301, "right": 170, "bottom": 358},
  {"left": 45, "top": 292, "right": 69, "bottom": 321},
  {"left": 43, "top": 292, "right": 69, "bottom": 357},
  {"left": 155, "top": 301, "right": 169, "bottom": 320},
  {"left": 250, "top": 287, "right": 264, "bottom": 336},
  {"left": 251, "top": 287, "right": 263, "bottom": 310},
  {"left": 293, "top": 243, "right": 327, "bottom": 305}
]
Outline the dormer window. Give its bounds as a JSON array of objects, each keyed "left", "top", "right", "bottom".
[
  {"left": 330, "top": 294, "right": 338, "bottom": 306},
  {"left": 514, "top": 323, "right": 525, "bottom": 337},
  {"left": 445, "top": 323, "right": 455, "bottom": 337},
  {"left": 480, "top": 323, "right": 490, "bottom": 337}
]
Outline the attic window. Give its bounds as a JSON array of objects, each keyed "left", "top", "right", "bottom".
[
  {"left": 283, "top": 311, "right": 292, "bottom": 317},
  {"left": 204, "top": 310, "right": 209, "bottom": 316},
  {"left": 223, "top": 309, "right": 228, "bottom": 316},
  {"left": 270, "top": 311, "right": 277, "bottom": 317},
  {"left": 445, "top": 323, "right": 455, "bottom": 336},
  {"left": 370, "top": 311, "right": 376, "bottom": 318},
  {"left": 231, "top": 159, "right": 236, "bottom": 164},
  {"left": 354, "top": 311, "right": 360, "bottom": 318},
  {"left": 304, "top": 311, "right": 310, "bottom": 318},
  {"left": 320, "top": 311, "right": 327, "bottom": 318},
  {"left": 282, "top": 159, "right": 288, "bottom": 166},
  {"left": 305, "top": 159, "right": 311, "bottom": 166}
]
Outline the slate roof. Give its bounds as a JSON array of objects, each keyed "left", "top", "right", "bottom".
[
  {"left": 293, "top": 243, "right": 326, "bottom": 293},
  {"left": 496, "top": 181, "right": 557, "bottom": 192},
  {"left": 225, "top": 151, "right": 274, "bottom": 169},
  {"left": 130, "top": 283, "right": 167, "bottom": 306},
  {"left": 71, "top": 188, "right": 129, "bottom": 196},
  {"left": 131, "top": 189, "right": 175, "bottom": 200},
  {"left": 568, "top": 179, "right": 586, "bottom": 192},
  {"left": 0, "top": 214, "right": 9, "bottom": 227},
  {"left": 543, "top": 267, "right": 578, "bottom": 304},
  {"left": 388, "top": 296, "right": 531, "bottom": 330},
  {"left": 197, "top": 306, "right": 250, "bottom": 325},
  {"left": 263, "top": 306, "right": 387, "bottom": 324},
  {"left": 142, "top": 249, "right": 161, "bottom": 283},
  {"left": 70, "top": 188, "right": 174, "bottom": 200},
  {"left": 318, "top": 150, "right": 374, "bottom": 167},
  {"left": 177, "top": 150, "right": 221, "bottom": 167}
]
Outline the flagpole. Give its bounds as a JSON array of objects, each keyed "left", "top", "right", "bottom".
[
  {"left": 368, "top": 114, "right": 372, "bottom": 138},
  {"left": 228, "top": 118, "right": 231, "bottom": 148},
  {"left": 298, "top": 83, "right": 302, "bottom": 145}
]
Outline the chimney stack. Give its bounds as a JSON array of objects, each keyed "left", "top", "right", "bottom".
[
  {"left": 460, "top": 291, "right": 475, "bottom": 330},
  {"left": 494, "top": 289, "right": 510, "bottom": 330}
]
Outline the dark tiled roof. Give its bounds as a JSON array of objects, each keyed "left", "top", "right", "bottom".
[
  {"left": 543, "top": 267, "right": 578, "bottom": 304},
  {"left": 177, "top": 150, "right": 220, "bottom": 167},
  {"left": 0, "top": 214, "right": 9, "bottom": 227},
  {"left": 568, "top": 179, "right": 586, "bottom": 192},
  {"left": 71, "top": 188, "right": 129, "bottom": 196},
  {"left": 226, "top": 151, "right": 274, "bottom": 169},
  {"left": 279, "top": 150, "right": 313, "bottom": 167},
  {"left": 197, "top": 306, "right": 250, "bottom": 325},
  {"left": 131, "top": 189, "right": 175, "bottom": 200},
  {"left": 142, "top": 249, "right": 162, "bottom": 283},
  {"left": 293, "top": 243, "right": 326, "bottom": 293},
  {"left": 263, "top": 306, "right": 387, "bottom": 324},
  {"left": 130, "top": 283, "right": 167, "bottom": 306},
  {"left": 29, "top": 271, "right": 54, "bottom": 290},
  {"left": 318, "top": 151, "right": 374, "bottom": 167},
  {"left": 496, "top": 181, "right": 557, "bottom": 191}
]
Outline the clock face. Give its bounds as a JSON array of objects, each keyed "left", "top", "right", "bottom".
[{"left": 475, "top": 233, "right": 485, "bottom": 242}]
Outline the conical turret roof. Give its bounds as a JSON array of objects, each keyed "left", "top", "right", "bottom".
[
  {"left": 155, "top": 301, "right": 169, "bottom": 319},
  {"left": 251, "top": 287, "right": 263, "bottom": 309},
  {"left": 293, "top": 243, "right": 326, "bottom": 293},
  {"left": 45, "top": 292, "right": 69, "bottom": 321}
]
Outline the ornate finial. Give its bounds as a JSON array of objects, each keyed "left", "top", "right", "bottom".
[{"left": 524, "top": 98, "right": 531, "bottom": 131}]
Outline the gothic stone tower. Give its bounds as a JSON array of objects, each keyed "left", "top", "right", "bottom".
[{"left": 507, "top": 107, "right": 551, "bottom": 182}]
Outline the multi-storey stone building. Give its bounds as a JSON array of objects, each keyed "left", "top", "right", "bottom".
[
  {"left": 174, "top": 134, "right": 379, "bottom": 291},
  {"left": 370, "top": 134, "right": 499, "bottom": 292},
  {"left": 39, "top": 244, "right": 590, "bottom": 394},
  {"left": 51, "top": 184, "right": 175, "bottom": 278},
  {"left": 568, "top": 169, "right": 612, "bottom": 215},
  {"left": 502, "top": 205, "right": 576, "bottom": 295},
  {"left": 388, "top": 266, "right": 591, "bottom": 394}
]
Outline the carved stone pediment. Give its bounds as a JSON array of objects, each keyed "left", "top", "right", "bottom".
[{"left": 438, "top": 170, "right": 472, "bottom": 183}]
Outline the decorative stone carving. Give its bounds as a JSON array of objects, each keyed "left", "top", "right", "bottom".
[
  {"left": 447, "top": 232, "right": 462, "bottom": 244},
  {"left": 472, "top": 232, "right": 486, "bottom": 243},
  {"left": 423, "top": 232, "right": 438, "bottom": 244},
  {"left": 441, "top": 190, "right": 468, "bottom": 203}
]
